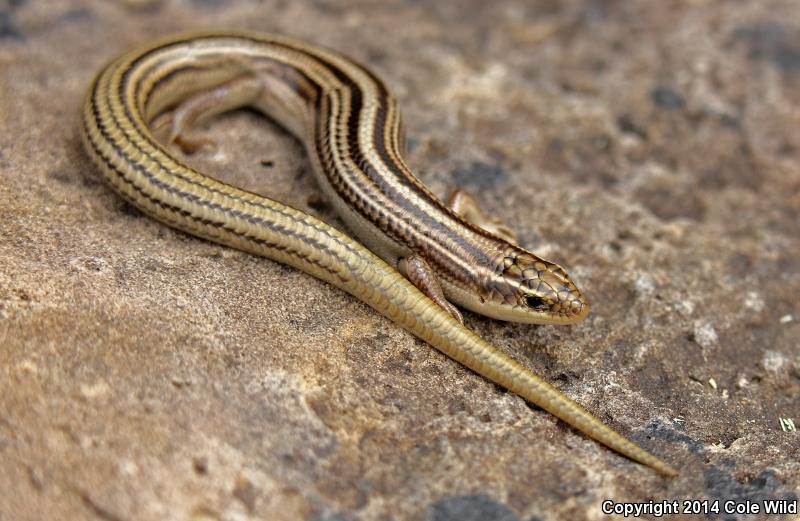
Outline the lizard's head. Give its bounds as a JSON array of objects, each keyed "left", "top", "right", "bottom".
[{"left": 461, "top": 250, "right": 589, "bottom": 325}]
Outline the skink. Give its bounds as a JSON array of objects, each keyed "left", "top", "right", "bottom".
[{"left": 80, "top": 30, "right": 676, "bottom": 476}]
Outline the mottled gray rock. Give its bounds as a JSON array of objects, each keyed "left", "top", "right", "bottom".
[{"left": 1, "top": 1, "right": 798, "bottom": 520}]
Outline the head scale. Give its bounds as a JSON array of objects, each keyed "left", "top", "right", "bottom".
[{"left": 480, "top": 250, "right": 589, "bottom": 325}]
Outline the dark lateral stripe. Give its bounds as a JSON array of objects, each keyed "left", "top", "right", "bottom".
[
  {"left": 94, "top": 65, "right": 362, "bottom": 264},
  {"left": 86, "top": 93, "right": 352, "bottom": 284},
  {"left": 116, "top": 34, "right": 438, "bottom": 234},
  {"left": 86, "top": 129, "right": 349, "bottom": 285},
  {"left": 104, "top": 33, "right": 498, "bottom": 290},
  {"left": 115, "top": 31, "right": 432, "bottom": 210},
  {"left": 131, "top": 56, "right": 324, "bottom": 120},
  {"left": 312, "top": 82, "right": 496, "bottom": 286},
  {"left": 120, "top": 33, "right": 435, "bottom": 220},
  {"left": 111, "top": 49, "right": 332, "bottom": 215},
  {"left": 285, "top": 38, "right": 504, "bottom": 264}
]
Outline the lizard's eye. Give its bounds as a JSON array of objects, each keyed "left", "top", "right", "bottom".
[{"left": 524, "top": 295, "right": 548, "bottom": 311}]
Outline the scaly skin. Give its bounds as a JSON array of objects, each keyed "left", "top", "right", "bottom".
[{"left": 81, "top": 30, "right": 677, "bottom": 476}]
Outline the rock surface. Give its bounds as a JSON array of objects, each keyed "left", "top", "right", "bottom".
[{"left": 1, "top": 1, "right": 798, "bottom": 520}]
